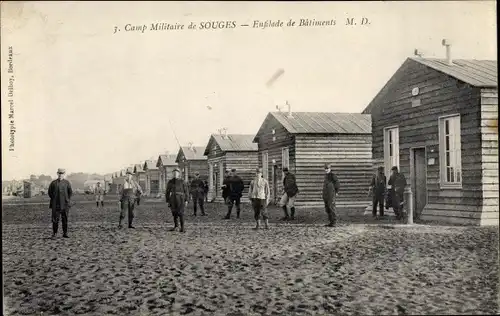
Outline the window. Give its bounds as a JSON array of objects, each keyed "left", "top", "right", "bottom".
[
  {"left": 282, "top": 147, "right": 290, "bottom": 169},
  {"left": 262, "top": 151, "right": 269, "bottom": 181},
  {"left": 439, "top": 115, "right": 462, "bottom": 186},
  {"left": 384, "top": 127, "right": 400, "bottom": 179}
]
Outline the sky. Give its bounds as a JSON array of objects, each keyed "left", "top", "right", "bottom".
[{"left": 1, "top": 1, "right": 497, "bottom": 180}]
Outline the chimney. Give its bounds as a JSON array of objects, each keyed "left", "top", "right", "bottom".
[
  {"left": 286, "top": 101, "right": 293, "bottom": 118},
  {"left": 441, "top": 39, "right": 452, "bottom": 65},
  {"left": 188, "top": 142, "right": 193, "bottom": 150},
  {"left": 223, "top": 128, "right": 227, "bottom": 138},
  {"left": 414, "top": 48, "right": 423, "bottom": 57}
]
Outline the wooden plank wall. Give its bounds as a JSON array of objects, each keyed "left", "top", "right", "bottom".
[
  {"left": 480, "top": 88, "right": 499, "bottom": 225},
  {"left": 294, "top": 134, "right": 373, "bottom": 207},
  {"left": 255, "top": 115, "right": 294, "bottom": 203},
  {"left": 370, "top": 59, "right": 487, "bottom": 224},
  {"left": 184, "top": 160, "right": 209, "bottom": 183},
  {"left": 225, "top": 151, "right": 259, "bottom": 200}
]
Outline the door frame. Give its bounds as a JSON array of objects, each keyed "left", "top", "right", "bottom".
[{"left": 409, "top": 146, "right": 428, "bottom": 219}]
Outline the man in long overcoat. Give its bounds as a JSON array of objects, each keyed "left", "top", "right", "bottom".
[
  {"left": 370, "top": 166, "right": 387, "bottom": 218},
  {"left": 190, "top": 171, "right": 206, "bottom": 216},
  {"left": 48, "top": 168, "right": 73, "bottom": 238},
  {"left": 388, "top": 166, "right": 407, "bottom": 220},
  {"left": 322, "top": 164, "right": 340, "bottom": 227},
  {"left": 166, "top": 167, "right": 190, "bottom": 233}
]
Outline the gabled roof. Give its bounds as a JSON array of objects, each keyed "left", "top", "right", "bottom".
[
  {"left": 176, "top": 146, "right": 207, "bottom": 163},
  {"left": 143, "top": 160, "right": 158, "bottom": 171},
  {"left": 134, "top": 164, "right": 144, "bottom": 173},
  {"left": 126, "top": 167, "right": 134, "bottom": 174},
  {"left": 411, "top": 57, "right": 497, "bottom": 88},
  {"left": 362, "top": 57, "right": 497, "bottom": 115},
  {"left": 254, "top": 112, "right": 372, "bottom": 141},
  {"left": 157, "top": 154, "right": 178, "bottom": 168},
  {"left": 204, "top": 134, "right": 258, "bottom": 155}
]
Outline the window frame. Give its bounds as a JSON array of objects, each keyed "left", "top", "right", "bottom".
[
  {"left": 383, "top": 126, "right": 400, "bottom": 180},
  {"left": 438, "top": 114, "right": 462, "bottom": 189}
]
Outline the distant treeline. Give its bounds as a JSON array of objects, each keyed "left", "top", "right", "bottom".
[{"left": 3, "top": 173, "right": 108, "bottom": 191}]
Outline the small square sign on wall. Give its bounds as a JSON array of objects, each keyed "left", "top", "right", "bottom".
[{"left": 428, "top": 158, "right": 436, "bottom": 165}]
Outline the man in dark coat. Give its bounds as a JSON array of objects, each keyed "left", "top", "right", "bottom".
[
  {"left": 279, "top": 167, "right": 299, "bottom": 221},
  {"left": 224, "top": 168, "right": 245, "bottom": 219},
  {"left": 322, "top": 164, "right": 340, "bottom": 227},
  {"left": 190, "top": 171, "right": 206, "bottom": 216},
  {"left": 221, "top": 170, "right": 231, "bottom": 204},
  {"left": 48, "top": 168, "right": 73, "bottom": 238},
  {"left": 388, "top": 166, "right": 407, "bottom": 220},
  {"left": 166, "top": 167, "right": 190, "bottom": 232},
  {"left": 370, "top": 166, "right": 387, "bottom": 218}
]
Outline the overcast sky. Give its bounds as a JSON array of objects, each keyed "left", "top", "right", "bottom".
[{"left": 1, "top": 1, "right": 496, "bottom": 180}]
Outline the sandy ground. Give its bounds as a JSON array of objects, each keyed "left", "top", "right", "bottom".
[{"left": 2, "top": 200, "right": 499, "bottom": 315}]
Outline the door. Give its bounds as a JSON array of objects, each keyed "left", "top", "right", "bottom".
[
  {"left": 272, "top": 165, "right": 279, "bottom": 204},
  {"left": 412, "top": 148, "right": 427, "bottom": 219}
]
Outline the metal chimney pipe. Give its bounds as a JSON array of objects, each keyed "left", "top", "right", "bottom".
[
  {"left": 286, "top": 101, "right": 292, "bottom": 117},
  {"left": 441, "top": 39, "right": 452, "bottom": 65}
]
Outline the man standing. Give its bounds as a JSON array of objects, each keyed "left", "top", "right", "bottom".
[
  {"left": 190, "top": 171, "right": 206, "bottom": 216},
  {"left": 249, "top": 168, "right": 270, "bottom": 230},
  {"left": 370, "top": 166, "right": 387, "bottom": 218},
  {"left": 279, "top": 167, "right": 299, "bottom": 221},
  {"left": 166, "top": 167, "right": 189, "bottom": 232},
  {"left": 48, "top": 168, "right": 73, "bottom": 238},
  {"left": 221, "top": 169, "right": 231, "bottom": 204},
  {"left": 388, "top": 166, "right": 407, "bottom": 220},
  {"left": 224, "top": 168, "right": 244, "bottom": 219},
  {"left": 94, "top": 182, "right": 105, "bottom": 208},
  {"left": 322, "top": 164, "right": 340, "bottom": 227},
  {"left": 118, "top": 170, "right": 143, "bottom": 229},
  {"left": 203, "top": 180, "right": 209, "bottom": 203}
]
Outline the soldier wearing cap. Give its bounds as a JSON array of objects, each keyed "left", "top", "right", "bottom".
[
  {"left": 224, "top": 168, "right": 245, "bottom": 219},
  {"left": 48, "top": 168, "right": 73, "bottom": 238},
  {"left": 388, "top": 166, "right": 407, "bottom": 220},
  {"left": 118, "top": 170, "right": 143, "bottom": 229},
  {"left": 94, "top": 181, "right": 105, "bottom": 208},
  {"left": 280, "top": 167, "right": 299, "bottom": 221},
  {"left": 323, "top": 163, "right": 340, "bottom": 227},
  {"left": 249, "top": 167, "right": 270, "bottom": 229},
  {"left": 221, "top": 169, "right": 231, "bottom": 204},
  {"left": 189, "top": 171, "right": 206, "bottom": 216},
  {"left": 165, "top": 167, "right": 189, "bottom": 232}
]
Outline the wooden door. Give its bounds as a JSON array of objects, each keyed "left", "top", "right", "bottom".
[
  {"left": 272, "top": 165, "right": 278, "bottom": 204},
  {"left": 412, "top": 148, "right": 427, "bottom": 219}
]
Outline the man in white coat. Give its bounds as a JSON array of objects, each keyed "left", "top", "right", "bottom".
[{"left": 248, "top": 167, "right": 271, "bottom": 230}]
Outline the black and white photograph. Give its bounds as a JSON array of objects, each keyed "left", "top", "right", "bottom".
[{"left": 1, "top": 1, "right": 498, "bottom": 315}]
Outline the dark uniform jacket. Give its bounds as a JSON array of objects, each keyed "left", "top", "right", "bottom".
[
  {"left": 48, "top": 179, "right": 73, "bottom": 210},
  {"left": 228, "top": 175, "right": 244, "bottom": 198},
  {"left": 370, "top": 173, "right": 387, "bottom": 196},
  {"left": 166, "top": 178, "right": 189, "bottom": 207},
  {"left": 322, "top": 172, "right": 340, "bottom": 202},
  {"left": 222, "top": 176, "right": 231, "bottom": 199},
  {"left": 388, "top": 173, "right": 407, "bottom": 196},
  {"left": 283, "top": 173, "right": 299, "bottom": 197},
  {"left": 190, "top": 178, "right": 205, "bottom": 197}
]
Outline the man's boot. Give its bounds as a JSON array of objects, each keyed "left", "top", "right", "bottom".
[
  {"left": 281, "top": 206, "right": 290, "bottom": 221},
  {"left": 224, "top": 205, "right": 232, "bottom": 219},
  {"left": 264, "top": 219, "right": 269, "bottom": 229},
  {"left": 253, "top": 220, "right": 260, "bottom": 230},
  {"left": 236, "top": 209, "right": 241, "bottom": 219},
  {"left": 179, "top": 215, "right": 186, "bottom": 233},
  {"left": 52, "top": 223, "right": 58, "bottom": 238},
  {"left": 290, "top": 207, "right": 296, "bottom": 220},
  {"left": 170, "top": 216, "right": 179, "bottom": 231},
  {"left": 118, "top": 217, "right": 124, "bottom": 229}
]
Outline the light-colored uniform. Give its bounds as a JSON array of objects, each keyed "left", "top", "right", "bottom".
[{"left": 94, "top": 186, "right": 105, "bottom": 202}]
